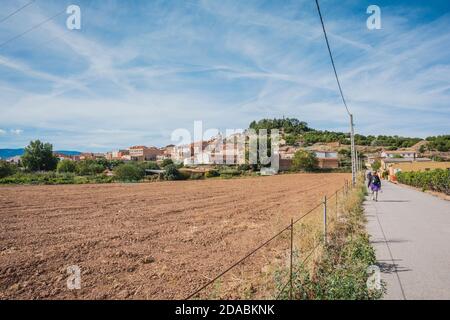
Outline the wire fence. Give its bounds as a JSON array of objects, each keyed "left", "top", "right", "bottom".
[{"left": 185, "top": 179, "right": 355, "bottom": 300}]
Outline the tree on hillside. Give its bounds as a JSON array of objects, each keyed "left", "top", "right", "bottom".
[
  {"left": 300, "top": 131, "right": 349, "bottom": 145},
  {"left": 338, "top": 148, "right": 351, "bottom": 159},
  {"left": 247, "top": 118, "right": 443, "bottom": 150},
  {"left": 292, "top": 150, "right": 318, "bottom": 172},
  {"left": 249, "top": 118, "right": 312, "bottom": 134},
  {"left": 426, "top": 135, "right": 450, "bottom": 152},
  {"left": 285, "top": 134, "right": 299, "bottom": 145},
  {"left": 21, "top": 140, "right": 58, "bottom": 171}
]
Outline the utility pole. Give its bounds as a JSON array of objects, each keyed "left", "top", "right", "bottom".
[
  {"left": 356, "top": 149, "right": 360, "bottom": 173},
  {"left": 350, "top": 114, "right": 356, "bottom": 185}
]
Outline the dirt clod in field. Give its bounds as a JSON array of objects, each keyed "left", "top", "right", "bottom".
[{"left": 0, "top": 173, "right": 349, "bottom": 299}]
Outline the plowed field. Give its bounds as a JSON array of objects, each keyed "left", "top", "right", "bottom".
[{"left": 0, "top": 173, "right": 349, "bottom": 299}]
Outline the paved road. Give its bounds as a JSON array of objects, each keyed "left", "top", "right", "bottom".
[{"left": 364, "top": 181, "right": 450, "bottom": 300}]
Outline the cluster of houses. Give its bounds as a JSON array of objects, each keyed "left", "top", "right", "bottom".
[
  {"left": 52, "top": 146, "right": 170, "bottom": 162},
  {"left": 10, "top": 133, "right": 448, "bottom": 177},
  {"left": 46, "top": 132, "right": 341, "bottom": 172},
  {"left": 47, "top": 141, "right": 450, "bottom": 179},
  {"left": 278, "top": 145, "right": 339, "bottom": 170},
  {"left": 366, "top": 147, "right": 450, "bottom": 181}
]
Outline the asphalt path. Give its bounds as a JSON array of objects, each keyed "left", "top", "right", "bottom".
[{"left": 364, "top": 181, "right": 450, "bottom": 299}]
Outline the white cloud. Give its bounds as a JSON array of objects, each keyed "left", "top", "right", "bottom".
[
  {"left": 10, "top": 129, "right": 23, "bottom": 135},
  {"left": 0, "top": 0, "right": 449, "bottom": 150}
]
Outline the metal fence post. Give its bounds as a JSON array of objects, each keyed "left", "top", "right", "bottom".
[
  {"left": 335, "top": 190, "right": 338, "bottom": 219},
  {"left": 323, "top": 196, "right": 327, "bottom": 245},
  {"left": 289, "top": 218, "right": 293, "bottom": 300}
]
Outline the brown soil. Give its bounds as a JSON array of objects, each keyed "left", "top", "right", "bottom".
[{"left": 0, "top": 173, "right": 349, "bottom": 299}]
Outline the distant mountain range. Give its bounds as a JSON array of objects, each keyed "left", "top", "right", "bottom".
[{"left": 0, "top": 149, "right": 81, "bottom": 159}]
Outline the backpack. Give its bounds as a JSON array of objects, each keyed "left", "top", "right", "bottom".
[{"left": 372, "top": 175, "right": 381, "bottom": 186}]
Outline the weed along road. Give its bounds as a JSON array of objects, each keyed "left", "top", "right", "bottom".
[{"left": 364, "top": 181, "right": 450, "bottom": 299}]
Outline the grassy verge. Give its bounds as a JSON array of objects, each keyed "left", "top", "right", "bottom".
[
  {"left": 0, "top": 172, "right": 114, "bottom": 185},
  {"left": 276, "top": 178, "right": 384, "bottom": 300}
]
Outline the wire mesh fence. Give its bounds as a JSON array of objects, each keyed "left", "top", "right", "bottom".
[{"left": 186, "top": 179, "right": 355, "bottom": 300}]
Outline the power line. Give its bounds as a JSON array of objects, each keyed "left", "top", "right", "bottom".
[
  {"left": 315, "top": 0, "right": 357, "bottom": 185},
  {"left": 314, "top": 0, "right": 351, "bottom": 116},
  {"left": 1, "top": 0, "right": 96, "bottom": 53},
  {"left": 0, "top": 8, "right": 65, "bottom": 50},
  {"left": 0, "top": 0, "right": 37, "bottom": 25}
]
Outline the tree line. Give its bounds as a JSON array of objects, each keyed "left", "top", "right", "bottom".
[
  {"left": 248, "top": 118, "right": 448, "bottom": 151},
  {"left": 0, "top": 140, "right": 184, "bottom": 183}
]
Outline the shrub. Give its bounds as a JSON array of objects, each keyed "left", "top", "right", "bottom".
[
  {"left": 0, "top": 160, "right": 17, "bottom": 178},
  {"left": 285, "top": 134, "right": 299, "bottom": 145},
  {"left": 189, "top": 173, "right": 204, "bottom": 180},
  {"left": 292, "top": 150, "right": 318, "bottom": 172},
  {"left": 108, "top": 160, "right": 124, "bottom": 169},
  {"left": 219, "top": 168, "right": 242, "bottom": 179},
  {"left": 338, "top": 148, "right": 351, "bottom": 159},
  {"left": 176, "top": 162, "right": 184, "bottom": 169},
  {"left": 161, "top": 159, "right": 174, "bottom": 167},
  {"left": 0, "top": 170, "right": 114, "bottom": 185},
  {"left": 114, "top": 164, "right": 145, "bottom": 182},
  {"left": 57, "top": 159, "right": 76, "bottom": 173},
  {"left": 163, "top": 164, "right": 181, "bottom": 181},
  {"left": 139, "top": 161, "right": 160, "bottom": 170},
  {"left": 205, "top": 169, "right": 220, "bottom": 178},
  {"left": 237, "top": 164, "right": 251, "bottom": 171},
  {"left": 74, "top": 176, "right": 89, "bottom": 184},
  {"left": 0, "top": 172, "right": 76, "bottom": 185},
  {"left": 76, "top": 160, "right": 105, "bottom": 176},
  {"left": 89, "top": 174, "right": 114, "bottom": 184},
  {"left": 397, "top": 169, "right": 449, "bottom": 195}
]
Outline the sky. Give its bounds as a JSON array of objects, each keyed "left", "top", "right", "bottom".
[{"left": 0, "top": 0, "right": 449, "bottom": 151}]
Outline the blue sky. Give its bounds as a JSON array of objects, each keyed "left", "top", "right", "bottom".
[{"left": 0, "top": 0, "right": 449, "bottom": 151}]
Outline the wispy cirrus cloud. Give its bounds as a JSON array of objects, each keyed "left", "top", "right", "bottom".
[{"left": 0, "top": 0, "right": 449, "bottom": 151}]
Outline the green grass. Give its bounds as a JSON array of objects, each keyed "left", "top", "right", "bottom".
[
  {"left": 275, "top": 179, "right": 384, "bottom": 300},
  {"left": 0, "top": 172, "right": 113, "bottom": 185}
]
